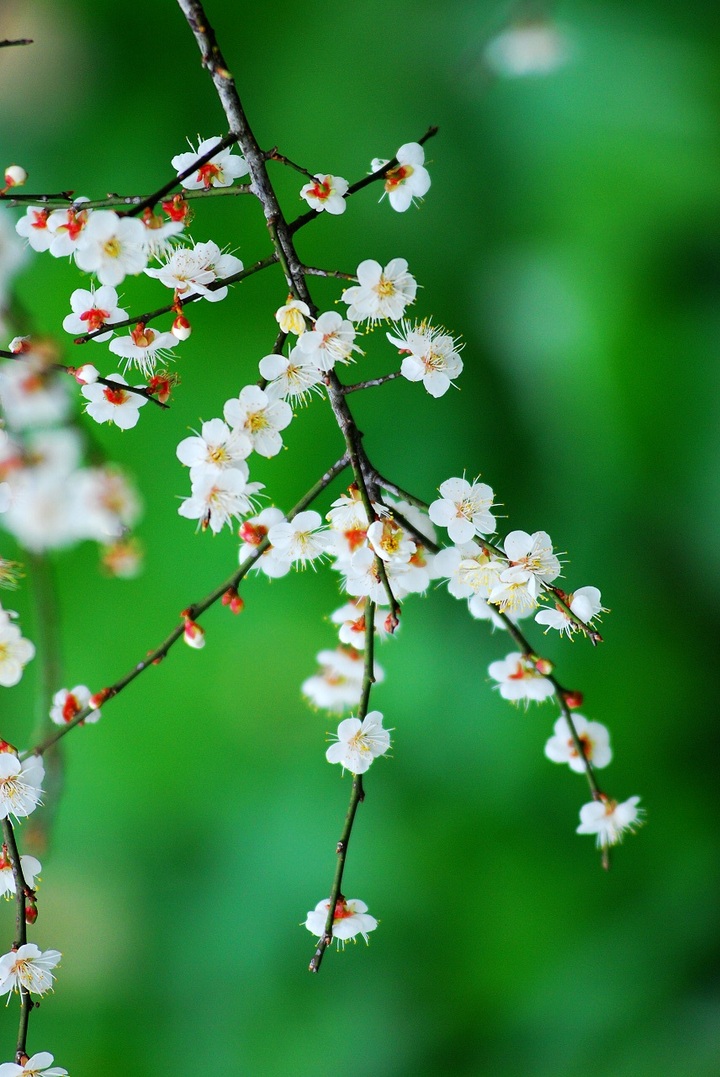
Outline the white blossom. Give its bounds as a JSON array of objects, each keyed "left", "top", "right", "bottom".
[
  {"left": 81, "top": 375, "right": 148, "bottom": 430},
  {"left": 49, "top": 685, "right": 100, "bottom": 727},
  {"left": 326, "top": 711, "right": 391, "bottom": 774},
  {"left": 300, "top": 173, "right": 348, "bottom": 215},
  {"left": 296, "top": 311, "right": 360, "bottom": 371},
  {"left": 577, "top": 796, "right": 643, "bottom": 848},
  {"left": 429, "top": 477, "right": 496, "bottom": 544},
  {"left": 176, "top": 419, "right": 252, "bottom": 479},
  {"left": 0, "top": 615, "right": 35, "bottom": 687},
  {"left": 172, "top": 136, "right": 249, "bottom": 190},
  {"left": 74, "top": 211, "right": 148, "bottom": 286},
  {"left": 535, "top": 586, "right": 604, "bottom": 636},
  {"left": 544, "top": 714, "right": 612, "bottom": 773},
  {"left": 223, "top": 386, "right": 293, "bottom": 458},
  {"left": 144, "top": 240, "right": 243, "bottom": 302},
  {"left": 0, "top": 853, "right": 41, "bottom": 898},
  {"left": 0, "top": 1050, "right": 68, "bottom": 1076},
  {"left": 0, "top": 752, "right": 44, "bottom": 820},
  {"left": 372, "top": 142, "right": 431, "bottom": 212},
  {"left": 108, "top": 324, "right": 177, "bottom": 378},
  {"left": 62, "top": 285, "right": 127, "bottom": 342},
  {"left": 0, "top": 943, "right": 60, "bottom": 997},
  {"left": 342, "top": 258, "right": 417, "bottom": 324},
  {"left": 178, "top": 469, "right": 262, "bottom": 534},
  {"left": 387, "top": 319, "right": 463, "bottom": 397},
  {"left": 267, "top": 510, "right": 335, "bottom": 566},
  {"left": 304, "top": 897, "right": 378, "bottom": 945},
  {"left": 487, "top": 651, "right": 554, "bottom": 703}
]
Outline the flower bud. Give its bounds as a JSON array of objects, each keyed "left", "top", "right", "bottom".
[
  {"left": 71, "top": 364, "right": 100, "bottom": 385},
  {"left": 183, "top": 619, "right": 205, "bottom": 649},
  {"left": 563, "top": 689, "right": 584, "bottom": 710},
  {"left": 0, "top": 740, "right": 17, "bottom": 754},
  {"left": 4, "top": 164, "right": 27, "bottom": 188},
  {"left": 534, "top": 657, "right": 554, "bottom": 676},
  {"left": 221, "top": 588, "right": 245, "bottom": 615},
  {"left": 171, "top": 313, "right": 192, "bottom": 341},
  {"left": 24, "top": 898, "right": 38, "bottom": 925}
]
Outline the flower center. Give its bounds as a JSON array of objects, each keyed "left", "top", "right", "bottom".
[
  {"left": 102, "top": 237, "right": 122, "bottom": 259},
  {"left": 384, "top": 163, "right": 413, "bottom": 190},
  {"left": 196, "top": 162, "right": 222, "bottom": 188},
  {"left": 103, "top": 387, "right": 128, "bottom": 406},
  {"left": 80, "top": 307, "right": 110, "bottom": 332},
  {"left": 248, "top": 410, "right": 268, "bottom": 432},
  {"left": 375, "top": 275, "right": 396, "bottom": 298}
]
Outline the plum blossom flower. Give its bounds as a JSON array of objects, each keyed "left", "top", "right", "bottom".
[
  {"left": 0, "top": 615, "right": 35, "bottom": 686},
  {"left": 239, "top": 508, "right": 292, "bottom": 578},
  {"left": 300, "top": 173, "right": 348, "bottom": 214},
  {"left": 74, "top": 211, "right": 148, "bottom": 286},
  {"left": 275, "top": 298, "right": 311, "bottom": 336},
  {"left": 0, "top": 357, "right": 70, "bottom": 431},
  {"left": 0, "top": 943, "right": 61, "bottom": 997},
  {"left": 0, "top": 751, "right": 44, "bottom": 820},
  {"left": 108, "top": 324, "right": 177, "bottom": 378},
  {"left": 144, "top": 240, "right": 243, "bottom": 303},
  {"left": 15, "top": 207, "right": 53, "bottom": 253},
  {"left": 172, "top": 136, "right": 249, "bottom": 190},
  {"left": 544, "top": 714, "right": 612, "bottom": 773},
  {"left": 302, "top": 648, "right": 383, "bottom": 712},
  {"left": 49, "top": 685, "right": 101, "bottom": 727},
  {"left": 223, "top": 386, "right": 293, "bottom": 458},
  {"left": 258, "top": 348, "right": 324, "bottom": 404},
  {"left": 176, "top": 419, "right": 252, "bottom": 479},
  {"left": 304, "top": 897, "right": 378, "bottom": 945},
  {"left": 0, "top": 1051, "right": 68, "bottom": 1076},
  {"left": 429, "top": 477, "right": 496, "bottom": 544},
  {"left": 342, "top": 258, "right": 417, "bottom": 324},
  {"left": 388, "top": 319, "right": 463, "bottom": 397},
  {"left": 484, "top": 19, "right": 569, "bottom": 78},
  {"left": 267, "top": 510, "right": 335, "bottom": 566},
  {"left": 488, "top": 651, "right": 554, "bottom": 703},
  {"left": 367, "top": 518, "right": 415, "bottom": 564},
  {"left": 62, "top": 285, "right": 127, "bottom": 342},
  {"left": 535, "top": 586, "right": 605, "bottom": 636},
  {"left": 178, "top": 470, "right": 262, "bottom": 534},
  {"left": 81, "top": 376, "right": 148, "bottom": 430},
  {"left": 502, "top": 530, "right": 560, "bottom": 584},
  {"left": 296, "top": 312, "right": 360, "bottom": 371},
  {"left": 0, "top": 851, "right": 41, "bottom": 898},
  {"left": 45, "top": 200, "right": 90, "bottom": 258},
  {"left": 326, "top": 711, "right": 391, "bottom": 774},
  {"left": 371, "top": 142, "right": 431, "bottom": 211},
  {"left": 576, "top": 795, "right": 643, "bottom": 848}
]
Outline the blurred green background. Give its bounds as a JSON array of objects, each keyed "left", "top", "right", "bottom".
[{"left": 1, "top": 0, "right": 719, "bottom": 1074}]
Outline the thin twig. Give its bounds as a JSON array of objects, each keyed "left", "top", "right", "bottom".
[
  {"left": 1, "top": 819, "right": 34, "bottom": 1061},
  {"left": 308, "top": 600, "right": 375, "bottom": 974}
]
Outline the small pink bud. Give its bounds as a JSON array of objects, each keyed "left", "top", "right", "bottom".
[
  {"left": 4, "top": 165, "right": 27, "bottom": 188},
  {"left": 183, "top": 619, "right": 205, "bottom": 649},
  {"left": 221, "top": 588, "right": 244, "bottom": 614},
  {"left": 534, "top": 657, "right": 554, "bottom": 676},
  {"left": 563, "top": 690, "right": 584, "bottom": 710},
  {"left": 24, "top": 899, "right": 38, "bottom": 926},
  {"left": 8, "top": 336, "right": 31, "bottom": 354},
  {"left": 0, "top": 740, "right": 16, "bottom": 754},
  {"left": 171, "top": 314, "right": 192, "bottom": 341}
]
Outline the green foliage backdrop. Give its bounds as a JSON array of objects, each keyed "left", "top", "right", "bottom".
[{"left": 0, "top": 1, "right": 718, "bottom": 1073}]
